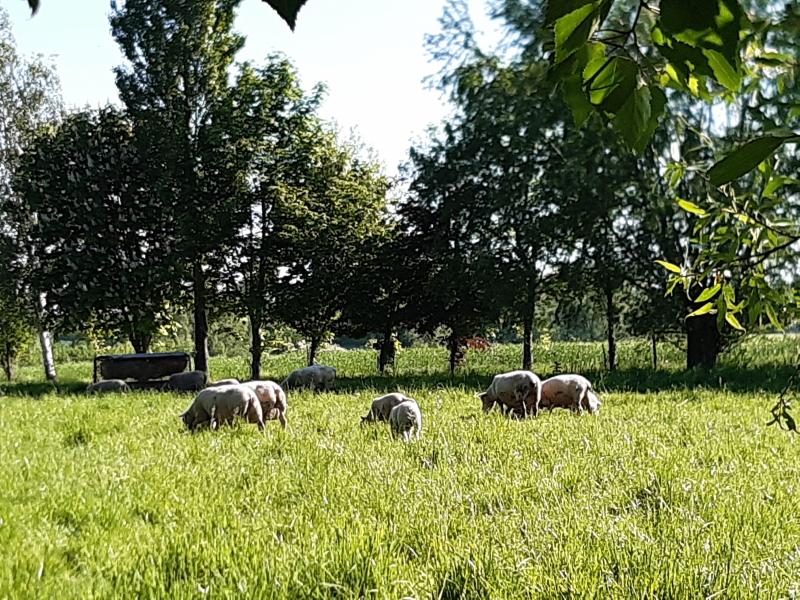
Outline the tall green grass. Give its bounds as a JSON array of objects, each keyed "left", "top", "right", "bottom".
[{"left": 1, "top": 337, "right": 798, "bottom": 598}]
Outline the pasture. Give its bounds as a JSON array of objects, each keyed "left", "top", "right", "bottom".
[{"left": 1, "top": 338, "right": 799, "bottom": 598}]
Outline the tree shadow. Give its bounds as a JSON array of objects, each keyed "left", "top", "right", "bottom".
[
  {"left": 329, "top": 364, "right": 797, "bottom": 396},
  {"left": 1, "top": 364, "right": 794, "bottom": 400}
]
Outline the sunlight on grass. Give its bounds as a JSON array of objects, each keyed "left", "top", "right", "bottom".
[{"left": 1, "top": 339, "right": 798, "bottom": 597}]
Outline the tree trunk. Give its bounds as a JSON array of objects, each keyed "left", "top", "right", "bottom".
[
  {"left": 308, "top": 335, "right": 320, "bottom": 367},
  {"left": 605, "top": 286, "right": 617, "bottom": 372},
  {"left": 2, "top": 343, "right": 13, "bottom": 382},
  {"left": 35, "top": 294, "right": 56, "bottom": 381},
  {"left": 129, "top": 330, "right": 152, "bottom": 354},
  {"left": 249, "top": 312, "right": 263, "bottom": 381},
  {"left": 378, "top": 326, "right": 394, "bottom": 374},
  {"left": 521, "top": 281, "right": 536, "bottom": 371},
  {"left": 193, "top": 262, "right": 209, "bottom": 376},
  {"left": 686, "top": 312, "right": 720, "bottom": 369},
  {"left": 448, "top": 332, "right": 459, "bottom": 376},
  {"left": 651, "top": 334, "right": 658, "bottom": 370}
]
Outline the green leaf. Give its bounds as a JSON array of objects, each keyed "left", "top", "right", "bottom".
[
  {"left": 615, "top": 85, "right": 651, "bottom": 150},
  {"left": 263, "top": 0, "right": 309, "bottom": 30},
  {"left": 632, "top": 86, "right": 667, "bottom": 152},
  {"left": 703, "top": 49, "right": 741, "bottom": 92},
  {"left": 725, "top": 312, "right": 745, "bottom": 331},
  {"left": 656, "top": 260, "right": 682, "bottom": 273},
  {"left": 587, "top": 57, "right": 637, "bottom": 112},
  {"left": 687, "top": 302, "right": 715, "bottom": 317},
  {"left": 677, "top": 198, "right": 708, "bottom": 216},
  {"left": 707, "top": 135, "right": 797, "bottom": 186},
  {"left": 722, "top": 284, "right": 735, "bottom": 307},
  {"left": 554, "top": 3, "right": 599, "bottom": 64},
  {"left": 562, "top": 74, "right": 593, "bottom": 127},
  {"left": 695, "top": 283, "right": 721, "bottom": 303},
  {"left": 765, "top": 303, "right": 781, "bottom": 329},
  {"left": 545, "top": 0, "right": 595, "bottom": 25}
]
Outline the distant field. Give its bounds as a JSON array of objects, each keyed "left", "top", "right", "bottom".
[{"left": 1, "top": 338, "right": 798, "bottom": 597}]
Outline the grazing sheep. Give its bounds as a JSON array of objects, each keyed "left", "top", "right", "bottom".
[
  {"left": 241, "top": 380, "right": 288, "bottom": 428},
  {"left": 389, "top": 400, "right": 423, "bottom": 442},
  {"left": 478, "top": 370, "right": 541, "bottom": 418},
  {"left": 281, "top": 365, "right": 336, "bottom": 392},
  {"left": 207, "top": 378, "right": 240, "bottom": 388},
  {"left": 163, "top": 370, "right": 208, "bottom": 392},
  {"left": 540, "top": 374, "right": 600, "bottom": 414},
  {"left": 86, "top": 379, "right": 130, "bottom": 394},
  {"left": 361, "top": 392, "right": 415, "bottom": 424},
  {"left": 180, "top": 384, "right": 264, "bottom": 431}
]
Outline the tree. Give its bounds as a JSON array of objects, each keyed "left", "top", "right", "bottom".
[
  {"left": 218, "top": 57, "right": 323, "bottom": 380},
  {"left": 0, "top": 6, "right": 61, "bottom": 381},
  {"left": 15, "top": 108, "right": 181, "bottom": 352},
  {"left": 272, "top": 133, "right": 389, "bottom": 366},
  {"left": 0, "top": 234, "right": 31, "bottom": 381},
  {"left": 111, "top": 0, "right": 249, "bottom": 375}
]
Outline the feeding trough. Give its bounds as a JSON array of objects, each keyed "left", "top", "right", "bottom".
[{"left": 93, "top": 351, "right": 192, "bottom": 389}]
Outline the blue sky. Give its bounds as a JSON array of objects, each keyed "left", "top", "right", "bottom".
[{"left": 6, "top": 0, "right": 499, "bottom": 174}]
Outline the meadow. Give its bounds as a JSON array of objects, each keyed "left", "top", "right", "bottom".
[{"left": 1, "top": 337, "right": 799, "bottom": 598}]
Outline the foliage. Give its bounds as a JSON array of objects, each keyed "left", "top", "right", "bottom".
[
  {"left": 272, "top": 133, "right": 389, "bottom": 365},
  {"left": 217, "top": 56, "right": 323, "bottom": 378},
  {"left": 110, "top": 0, "right": 252, "bottom": 373},
  {"left": 14, "top": 108, "right": 180, "bottom": 352},
  {"left": 0, "top": 236, "right": 31, "bottom": 381},
  {"left": 1, "top": 338, "right": 799, "bottom": 597}
]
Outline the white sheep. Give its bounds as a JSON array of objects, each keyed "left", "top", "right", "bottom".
[
  {"left": 389, "top": 400, "right": 423, "bottom": 442},
  {"left": 478, "top": 370, "right": 541, "bottom": 418},
  {"left": 206, "top": 378, "right": 240, "bottom": 388},
  {"left": 282, "top": 365, "right": 336, "bottom": 392},
  {"left": 241, "top": 380, "right": 288, "bottom": 428},
  {"left": 163, "top": 370, "right": 208, "bottom": 392},
  {"left": 361, "top": 392, "right": 415, "bottom": 424},
  {"left": 86, "top": 379, "right": 130, "bottom": 394},
  {"left": 180, "top": 384, "right": 264, "bottom": 431},
  {"left": 540, "top": 374, "right": 601, "bottom": 414}
]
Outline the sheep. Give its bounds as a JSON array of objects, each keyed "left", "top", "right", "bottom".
[
  {"left": 281, "top": 365, "right": 336, "bottom": 392},
  {"left": 241, "top": 380, "right": 288, "bottom": 428},
  {"left": 180, "top": 384, "right": 264, "bottom": 431},
  {"left": 478, "top": 370, "right": 541, "bottom": 418},
  {"left": 163, "top": 370, "right": 208, "bottom": 392},
  {"left": 206, "top": 378, "right": 240, "bottom": 388},
  {"left": 361, "top": 392, "right": 415, "bottom": 424},
  {"left": 389, "top": 400, "right": 423, "bottom": 442},
  {"left": 86, "top": 379, "right": 130, "bottom": 394},
  {"left": 539, "top": 374, "right": 601, "bottom": 414}
]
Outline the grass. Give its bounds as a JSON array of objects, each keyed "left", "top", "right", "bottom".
[{"left": 0, "top": 337, "right": 799, "bottom": 598}]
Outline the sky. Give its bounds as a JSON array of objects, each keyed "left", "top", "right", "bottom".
[{"left": 5, "top": 0, "right": 500, "bottom": 175}]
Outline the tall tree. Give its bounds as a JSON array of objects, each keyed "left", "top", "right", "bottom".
[
  {"left": 272, "top": 133, "right": 389, "bottom": 366},
  {"left": 15, "top": 108, "right": 180, "bottom": 352},
  {"left": 218, "top": 57, "right": 323, "bottom": 380},
  {"left": 0, "top": 6, "right": 61, "bottom": 381},
  {"left": 110, "top": 0, "right": 247, "bottom": 374}
]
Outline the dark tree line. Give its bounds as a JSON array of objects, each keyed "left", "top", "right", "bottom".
[{"left": 2, "top": 0, "right": 797, "bottom": 383}]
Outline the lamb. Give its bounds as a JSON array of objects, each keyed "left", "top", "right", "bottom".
[
  {"left": 539, "top": 374, "right": 601, "bottom": 414},
  {"left": 282, "top": 365, "right": 336, "bottom": 392},
  {"left": 180, "top": 384, "right": 264, "bottom": 431},
  {"left": 163, "top": 370, "right": 208, "bottom": 392},
  {"left": 241, "top": 380, "right": 288, "bottom": 428},
  {"left": 207, "top": 378, "right": 240, "bottom": 388},
  {"left": 389, "top": 400, "right": 423, "bottom": 442},
  {"left": 361, "top": 392, "right": 415, "bottom": 424},
  {"left": 478, "top": 370, "right": 541, "bottom": 418},
  {"left": 86, "top": 379, "right": 130, "bottom": 394}
]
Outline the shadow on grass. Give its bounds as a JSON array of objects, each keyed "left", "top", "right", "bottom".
[
  {"left": 1, "top": 364, "right": 795, "bottom": 399},
  {"left": 324, "top": 364, "right": 797, "bottom": 396}
]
